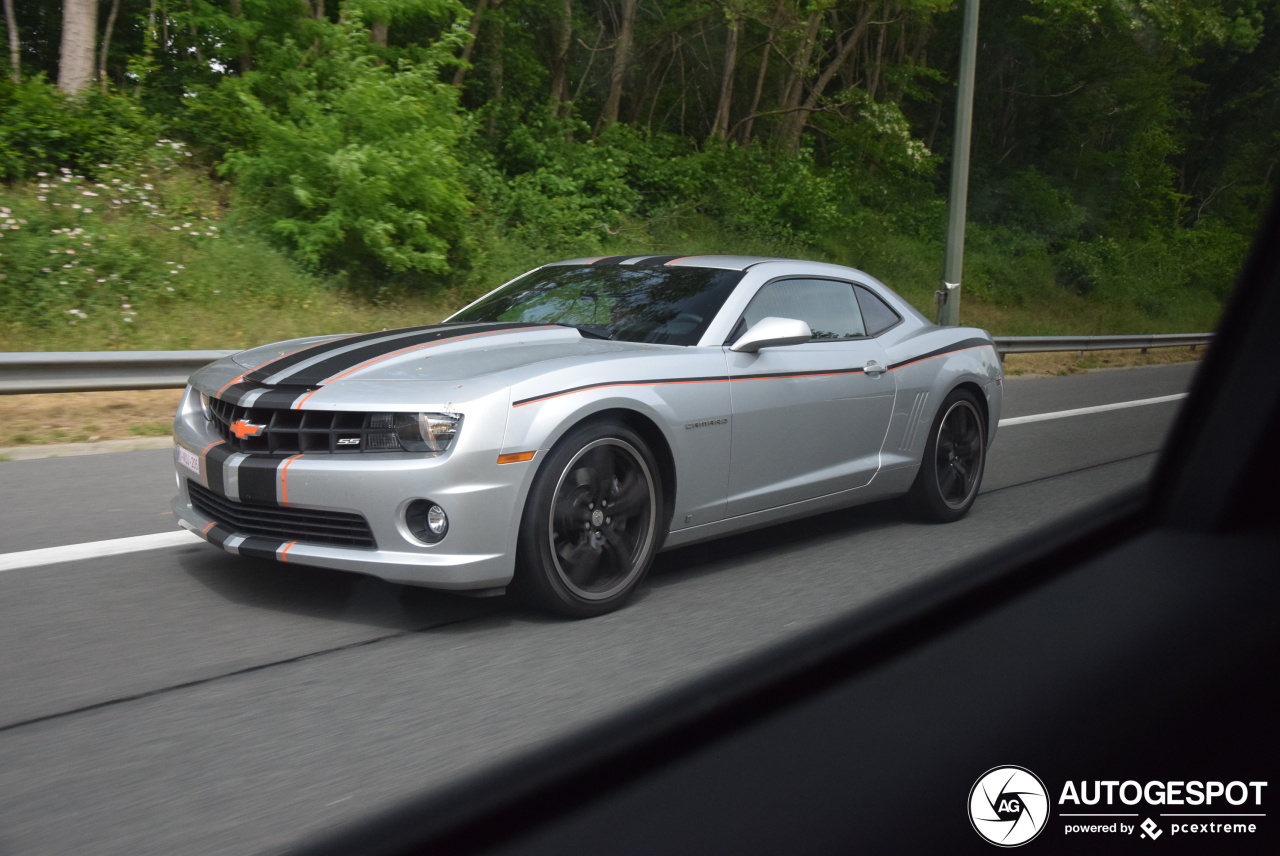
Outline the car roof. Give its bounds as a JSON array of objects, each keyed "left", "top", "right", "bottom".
[
  {"left": 549, "top": 254, "right": 787, "bottom": 271},
  {"left": 540, "top": 254, "right": 931, "bottom": 326}
]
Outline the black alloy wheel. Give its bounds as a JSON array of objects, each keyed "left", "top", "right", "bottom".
[
  {"left": 907, "top": 388, "right": 987, "bottom": 522},
  {"left": 516, "top": 422, "right": 662, "bottom": 617}
]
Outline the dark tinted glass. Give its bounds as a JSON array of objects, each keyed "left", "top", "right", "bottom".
[
  {"left": 855, "top": 285, "right": 902, "bottom": 336},
  {"left": 450, "top": 265, "right": 744, "bottom": 346},
  {"left": 742, "top": 278, "right": 865, "bottom": 339}
]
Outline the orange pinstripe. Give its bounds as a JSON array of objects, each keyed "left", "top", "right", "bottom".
[
  {"left": 279, "top": 454, "right": 305, "bottom": 507},
  {"left": 511, "top": 344, "right": 994, "bottom": 408},
  {"left": 215, "top": 374, "right": 245, "bottom": 397}
]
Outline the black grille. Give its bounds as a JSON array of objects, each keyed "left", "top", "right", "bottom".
[
  {"left": 208, "top": 397, "right": 403, "bottom": 455},
  {"left": 188, "top": 481, "right": 377, "bottom": 548}
]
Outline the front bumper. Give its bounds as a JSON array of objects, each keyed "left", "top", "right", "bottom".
[{"left": 171, "top": 388, "right": 537, "bottom": 591}]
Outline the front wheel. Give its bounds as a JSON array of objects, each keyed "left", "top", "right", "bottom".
[
  {"left": 514, "top": 422, "right": 663, "bottom": 617},
  {"left": 906, "top": 389, "right": 987, "bottom": 522}
]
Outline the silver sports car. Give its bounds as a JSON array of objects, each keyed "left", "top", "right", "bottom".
[{"left": 172, "top": 255, "right": 1002, "bottom": 616}]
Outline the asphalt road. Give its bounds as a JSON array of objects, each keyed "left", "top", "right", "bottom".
[{"left": 0, "top": 361, "right": 1198, "bottom": 856}]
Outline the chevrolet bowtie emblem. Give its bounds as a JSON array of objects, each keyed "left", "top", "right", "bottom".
[{"left": 230, "top": 419, "right": 267, "bottom": 439}]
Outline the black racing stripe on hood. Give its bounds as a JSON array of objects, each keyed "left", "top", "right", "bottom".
[
  {"left": 252, "top": 387, "right": 316, "bottom": 410},
  {"left": 218, "top": 382, "right": 261, "bottom": 407},
  {"left": 242, "top": 325, "right": 442, "bottom": 384},
  {"left": 214, "top": 383, "right": 314, "bottom": 409},
  {"left": 589, "top": 255, "right": 636, "bottom": 266},
  {"left": 887, "top": 337, "right": 993, "bottom": 370},
  {"left": 238, "top": 536, "right": 288, "bottom": 561},
  {"left": 272, "top": 322, "right": 551, "bottom": 387},
  {"left": 238, "top": 456, "right": 285, "bottom": 506}
]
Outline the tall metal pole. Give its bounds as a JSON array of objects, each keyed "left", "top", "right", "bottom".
[{"left": 939, "top": 0, "right": 980, "bottom": 326}]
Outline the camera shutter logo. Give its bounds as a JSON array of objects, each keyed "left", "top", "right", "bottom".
[{"left": 969, "top": 766, "right": 1050, "bottom": 846}]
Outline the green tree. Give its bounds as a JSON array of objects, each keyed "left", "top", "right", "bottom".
[{"left": 217, "top": 5, "right": 472, "bottom": 290}]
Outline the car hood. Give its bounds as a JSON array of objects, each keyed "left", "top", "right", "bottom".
[{"left": 230, "top": 324, "right": 667, "bottom": 385}]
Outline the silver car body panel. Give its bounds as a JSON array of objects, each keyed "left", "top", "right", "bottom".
[{"left": 172, "top": 256, "right": 1002, "bottom": 591}]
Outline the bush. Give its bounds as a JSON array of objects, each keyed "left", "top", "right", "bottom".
[
  {"left": 0, "top": 145, "right": 321, "bottom": 333},
  {"left": 216, "top": 19, "right": 471, "bottom": 293},
  {"left": 1053, "top": 237, "right": 1122, "bottom": 295},
  {"left": 0, "top": 77, "right": 158, "bottom": 182}
]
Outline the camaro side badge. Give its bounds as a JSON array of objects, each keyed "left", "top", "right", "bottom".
[
  {"left": 230, "top": 419, "right": 267, "bottom": 439},
  {"left": 685, "top": 417, "right": 729, "bottom": 430}
]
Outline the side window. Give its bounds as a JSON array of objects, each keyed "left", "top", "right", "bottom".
[
  {"left": 741, "top": 278, "right": 866, "bottom": 340},
  {"left": 854, "top": 285, "right": 902, "bottom": 336}
]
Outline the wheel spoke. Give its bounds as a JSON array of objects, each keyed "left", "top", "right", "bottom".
[
  {"left": 601, "top": 526, "right": 632, "bottom": 573},
  {"left": 557, "top": 538, "right": 601, "bottom": 583},
  {"left": 940, "top": 465, "right": 962, "bottom": 499},
  {"left": 569, "top": 460, "right": 592, "bottom": 486},
  {"left": 937, "top": 428, "right": 956, "bottom": 456},
  {"left": 553, "top": 490, "right": 587, "bottom": 531},
  {"left": 607, "top": 472, "right": 649, "bottom": 518},
  {"left": 586, "top": 446, "right": 616, "bottom": 499}
]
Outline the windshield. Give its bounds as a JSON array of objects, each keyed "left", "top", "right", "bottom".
[{"left": 449, "top": 265, "right": 744, "bottom": 346}]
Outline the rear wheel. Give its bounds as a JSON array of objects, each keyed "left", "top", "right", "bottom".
[
  {"left": 906, "top": 389, "right": 987, "bottom": 522},
  {"left": 515, "top": 422, "right": 662, "bottom": 617}
]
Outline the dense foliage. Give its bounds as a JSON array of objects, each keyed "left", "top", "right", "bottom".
[{"left": 2, "top": 0, "right": 1278, "bottom": 335}]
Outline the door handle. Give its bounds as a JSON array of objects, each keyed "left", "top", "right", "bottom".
[{"left": 863, "top": 360, "right": 887, "bottom": 376}]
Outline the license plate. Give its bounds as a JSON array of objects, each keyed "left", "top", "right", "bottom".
[{"left": 178, "top": 446, "right": 201, "bottom": 476}]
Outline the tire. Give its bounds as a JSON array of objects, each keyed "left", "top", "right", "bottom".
[
  {"left": 906, "top": 388, "right": 987, "bottom": 522},
  {"left": 514, "top": 421, "right": 663, "bottom": 617}
]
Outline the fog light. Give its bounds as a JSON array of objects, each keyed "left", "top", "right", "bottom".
[{"left": 406, "top": 499, "right": 448, "bottom": 544}]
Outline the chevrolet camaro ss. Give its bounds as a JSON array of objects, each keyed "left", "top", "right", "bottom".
[{"left": 172, "top": 254, "right": 1003, "bottom": 616}]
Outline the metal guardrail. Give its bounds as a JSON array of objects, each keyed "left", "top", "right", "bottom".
[
  {"left": 0, "top": 334, "right": 1212, "bottom": 394},
  {"left": 994, "top": 333, "right": 1212, "bottom": 355},
  {"left": 0, "top": 351, "right": 236, "bottom": 394}
]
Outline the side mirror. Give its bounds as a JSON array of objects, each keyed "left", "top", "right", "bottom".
[{"left": 730, "top": 317, "right": 813, "bottom": 353}]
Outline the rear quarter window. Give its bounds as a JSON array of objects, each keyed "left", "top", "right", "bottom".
[{"left": 854, "top": 285, "right": 902, "bottom": 336}]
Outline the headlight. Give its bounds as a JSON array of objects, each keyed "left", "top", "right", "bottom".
[
  {"left": 199, "top": 391, "right": 214, "bottom": 421},
  {"left": 393, "top": 412, "right": 462, "bottom": 452}
]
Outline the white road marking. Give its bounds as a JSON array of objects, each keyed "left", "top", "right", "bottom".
[
  {"left": 0, "top": 530, "right": 201, "bottom": 573},
  {"left": 0, "top": 391, "right": 1190, "bottom": 572},
  {"left": 998, "top": 393, "right": 1187, "bottom": 426}
]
